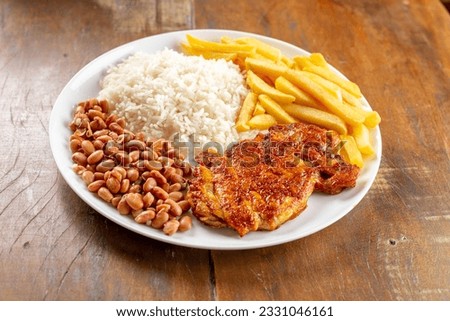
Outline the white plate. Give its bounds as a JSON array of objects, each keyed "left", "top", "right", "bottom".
[{"left": 49, "top": 29, "right": 381, "bottom": 250}]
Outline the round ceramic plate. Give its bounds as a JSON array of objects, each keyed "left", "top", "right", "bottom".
[{"left": 49, "top": 29, "right": 381, "bottom": 250}]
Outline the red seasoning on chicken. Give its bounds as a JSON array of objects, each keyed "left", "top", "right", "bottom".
[{"left": 187, "top": 123, "right": 360, "bottom": 236}]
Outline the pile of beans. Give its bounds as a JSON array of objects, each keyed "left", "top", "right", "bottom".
[{"left": 69, "top": 98, "right": 192, "bottom": 235}]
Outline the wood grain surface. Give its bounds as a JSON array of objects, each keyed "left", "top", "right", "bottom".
[{"left": 0, "top": 0, "right": 449, "bottom": 301}]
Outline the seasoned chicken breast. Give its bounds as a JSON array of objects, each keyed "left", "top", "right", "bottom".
[{"left": 187, "top": 123, "right": 360, "bottom": 236}]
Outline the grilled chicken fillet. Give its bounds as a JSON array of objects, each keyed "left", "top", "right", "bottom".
[{"left": 187, "top": 123, "right": 360, "bottom": 236}]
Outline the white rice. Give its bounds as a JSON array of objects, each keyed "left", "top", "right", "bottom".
[{"left": 98, "top": 49, "right": 248, "bottom": 149}]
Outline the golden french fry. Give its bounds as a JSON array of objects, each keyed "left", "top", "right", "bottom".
[
  {"left": 351, "top": 123, "right": 375, "bottom": 156},
  {"left": 253, "top": 102, "right": 265, "bottom": 116},
  {"left": 245, "top": 57, "right": 288, "bottom": 79},
  {"left": 363, "top": 110, "right": 381, "bottom": 128},
  {"left": 301, "top": 71, "right": 365, "bottom": 107},
  {"left": 282, "top": 103, "right": 348, "bottom": 135},
  {"left": 235, "top": 92, "right": 258, "bottom": 132},
  {"left": 339, "top": 135, "right": 364, "bottom": 168},
  {"left": 247, "top": 114, "right": 278, "bottom": 130},
  {"left": 293, "top": 55, "right": 315, "bottom": 70},
  {"left": 309, "top": 53, "right": 328, "bottom": 68},
  {"left": 258, "top": 94, "right": 297, "bottom": 124},
  {"left": 280, "top": 55, "right": 295, "bottom": 68},
  {"left": 246, "top": 70, "right": 295, "bottom": 104},
  {"left": 283, "top": 69, "right": 365, "bottom": 126},
  {"left": 181, "top": 43, "right": 237, "bottom": 61},
  {"left": 303, "top": 64, "right": 362, "bottom": 98},
  {"left": 274, "top": 76, "right": 324, "bottom": 109},
  {"left": 186, "top": 34, "right": 255, "bottom": 54},
  {"left": 235, "top": 37, "right": 281, "bottom": 62}
]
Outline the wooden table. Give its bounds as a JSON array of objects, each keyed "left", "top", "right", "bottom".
[{"left": 1, "top": 0, "right": 449, "bottom": 301}]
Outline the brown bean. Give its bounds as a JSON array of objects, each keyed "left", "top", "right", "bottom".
[
  {"left": 128, "top": 184, "right": 141, "bottom": 193},
  {"left": 126, "top": 139, "right": 146, "bottom": 151},
  {"left": 152, "top": 186, "right": 169, "bottom": 200},
  {"left": 72, "top": 152, "right": 87, "bottom": 166},
  {"left": 120, "top": 179, "right": 130, "bottom": 193},
  {"left": 174, "top": 168, "right": 184, "bottom": 176},
  {"left": 129, "top": 150, "right": 140, "bottom": 163},
  {"left": 143, "top": 177, "right": 157, "bottom": 193},
  {"left": 115, "top": 151, "right": 130, "bottom": 166},
  {"left": 88, "top": 180, "right": 105, "bottom": 192},
  {"left": 126, "top": 168, "right": 139, "bottom": 182},
  {"left": 161, "top": 182, "right": 170, "bottom": 193},
  {"left": 109, "top": 122, "right": 124, "bottom": 134},
  {"left": 70, "top": 139, "right": 81, "bottom": 153},
  {"left": 111, "top": 196, "right": 121, "bottom": 208},
  {"left": 97, "top": 134, "right": 113, "bottom": 143},
  {"left": 163, "top": 167, "right": 176, "bottom": 177},
  {"left": 144, "top": 160, "right": 163, "bottom": 172},
  {"left": 163, "top": 219, "right": 180, "bottom": 236},
  {"left": 92, "top": 139, "right": 105, "bottom": 150},
  {"left": 96, "top": 159, "right": 116, "bottom": 172},
  {"left": 164, "top": 198, "right": 182, "bottom": 216},
  {"left": 105, "top": 114, "right": 118, "bottom": 125},
  {"left": 93, "top": 129, "right": 109, "bottom": 139},
  {"left": 149, "top": 170, "right": 167, "bottom": 185},
  {"left": 178, "top": 216, "right": 192, "bottom": 232},
  {"left": 151, "top": 211, "right": 169, "bottom": 229},
  {"left": 156, "top": 203, "right": 171, "bottom": 213},
  {"left": 141, "top": 150, "right": 158, "bottom": 161},
  {"left": 168, "top": 191, "right": 183, "bottom": 202},
  {"left": 125, "top": 193, "right": 144, "bottom": 211},
  {"left": 158, "top": 156, "right": 174, "bottom": 167},
  {"left": 169, "top": 183, "right": 182, "bottom": 193},
  {"left": 72, "top": 164, "right": 86, "bottom": 175},
  {"left": 117, "top": 196, "right": 131, "bottom": 215},
  {"left": 177, "top": 200, "right": 191, "bottom": 212},
  {"left": 90, "top": 117, "right": 107, "bottom": 131},
  {"left": 93, "top": 172, "right": 104, "bottom": 181},
  {"left": 99, "top": 99, "right": 109, "bottom": 113},
  {"left": 116, "top": 117, "right": 126, "bottom": 128},
  {"left": 106, "top": 177, "right": 121, "bottom": 194},
  {"left": 143, "top": 192, "right": 155, "bottom": 208},
  {"left": 87, "top": 109, "right": 105, "bottom": 120},
  {"left": 87, "top": 150, "right": 104, "bottom": 164},
  {"left": 112, "top": 166, "right": 126, "bottom": 180},
  {"left": 81, "top": 170, "right": 94, "bottom": 185},
  {"left": 98, "top": 187, "right": 113, "bottom": 202},
  {"left": 134, "top": 210, "right": 156, "bottom": 224}
]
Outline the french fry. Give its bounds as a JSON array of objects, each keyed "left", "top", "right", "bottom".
[
  {"left": 246, "top": 70, "right": 295, "bottom": 104},
  {"left": 186, "top": 34, "right": 255, "bottom": 56},
  {"left": 274, "top": 76, "right": 324, "bottom": 110},
  {"left": 246, "top": 58, "right": 364, "bottom": 124},
  {"left": 301, "top": 71, "right": 363, "bottom": 107},
  {"left": 309, "top": 53, "right": 328, "bottom": 68},
  {"left": 293, "top": 55, "right": 315, "bottom": 69},
  {"left": 339, "top": 135, "right": 364, "bottom": 168},
  {"left": 245, "top": 57, "right": 288, "bottom": 79},
  {"left": 280, "top": 55, "right": 295, "bottom": 68},
  {"left": 247, "top": 114, "right": 278, "bottom": 130},
  {"left": 234, "top": 37, "right": 282, "bottom": 62},
  {"left": 181, "top": 43, "right": 237, "bottom": 61},
  {"left": 363, "top": 110, "right": 381, "bottom": 128},
  {"left": 351, "top": 123, "right": 375, "bottom": 156},
  {"left": 258, "top": 94, "right": 297, "bottom": 124},
  {"left": 282, "top": 103, "right": 348, "bottom": 135},
  {"left": 235, "top": 92, "right": 258, "bottom": 132},
  {"left": 303, "top": 64, "right": 362, "bottom": 98},
  {"left": 283, "top": 69, "right": 365, "bottom": 126},
  {"left": 253, "top": 102, "right": 265, "bottom": 116}
]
